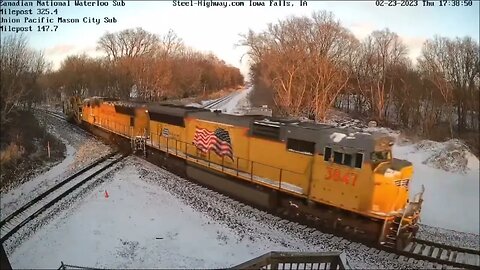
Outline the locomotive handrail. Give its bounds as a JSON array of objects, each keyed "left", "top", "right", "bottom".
[
  {"left": 146, "top": 130, "right": 307, "bottom": 196},
  {"left": 92, "top": 116, "right": 319, "bottom": 197}
]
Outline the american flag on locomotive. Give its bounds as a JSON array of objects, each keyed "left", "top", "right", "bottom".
[{"left": 193, "top": 127, "right": 233, "bottom": 160}]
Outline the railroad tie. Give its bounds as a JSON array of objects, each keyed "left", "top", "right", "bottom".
[
  {"left": 404, "top": 242, "right": 414, "bottom": 252},
  {"left": 422, "top": 245, "right": 431, "bottom": 256},
  {"left": 474, "top": 254, "right": 480, "bottom": 267},
  {"left": 431, "top": 247, "right": 440, "bottom": 258},
  {"left": 448, "top": 251, "right": 455, "bottom": 262},
  {"left": 413, "top": 244, "right": 423, "bottom": 254},
  {"left": 465, "top": 253, "right": 480, "bottom": 267},
  {"left": 439, "top": 249, "right": 449, "bottom": 261},
  {"left": 454, "top": 252, "right": 465, "bottom": 264}
]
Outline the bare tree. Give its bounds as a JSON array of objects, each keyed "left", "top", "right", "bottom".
[
  {"left": 418, "top": 36, "right": 479, "bottom": 132},
  {"left": 46, "top": 28, "right": 243, "bottom": 102},
  {"left": 0, "top": 34, "right": 47, "bottom": 124},
  {"left": 158, "top": 29, "right": 185, "bottom": 59},
  {"left": 240, "top": 11, "right": 357, "bottom": 120},
  {"left": 355, "top": 29, "right": 409, "bottom": 123},
  {"left": 97, "top": 27, "right": 160, "bottom": 60}
]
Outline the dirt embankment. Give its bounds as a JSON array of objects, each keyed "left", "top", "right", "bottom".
[{"left": 0, "top": 110, "right": 66, "bottom": 191}]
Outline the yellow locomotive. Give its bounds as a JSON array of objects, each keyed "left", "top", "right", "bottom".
[{"left": 69, "top": 96, "right": 424, "bottom": 249}]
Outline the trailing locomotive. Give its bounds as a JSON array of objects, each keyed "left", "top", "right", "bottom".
[{"left": 65, "top": 96, "right": 424, "bottom": 249}]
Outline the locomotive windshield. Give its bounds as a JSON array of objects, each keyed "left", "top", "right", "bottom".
[{"left": 371, "top": 150, "right": 391, "bottom": 163}]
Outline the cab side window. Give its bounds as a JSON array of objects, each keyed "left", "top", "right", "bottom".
[
  {"left": 333, "top": 151, "right": 343, "bottom": 164},
  {"left": 324, "top": 147, "right": 363, "bottom": 169},
  {"left": 355, "top": 153, "right": 363, "bottom": 168},
  {"left": 324, "top": 147, "right": 332, "bottom": 161},
  {"left": 343, "top": 153, "right": 352, "bottom": 166}
]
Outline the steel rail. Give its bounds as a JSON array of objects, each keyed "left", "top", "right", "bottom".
[
  {"left": 203, "top": 91, "right": 238, "bottom": 109},
  {"left": 0, "top": 153, "right": 125, "bottom": 243},
  {"left": 391, "top": 239, "right": 480, "bottom": 269}
]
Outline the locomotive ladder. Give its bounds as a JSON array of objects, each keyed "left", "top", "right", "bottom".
[
  {"left": 384, "top": 185, "right": 425, "bottom": 249},
  {"left": 131, "top": 128, "right": 147, "bottom": 157}
]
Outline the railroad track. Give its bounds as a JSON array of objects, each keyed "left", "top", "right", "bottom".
[
  {"left": 203, "top": 91, "right": 239, "bottom": 110},
  {"left": 134, "top": 155, "right": 478, "bottom": 270},
  {"left": 395, "top": 238, "right": 480, "bottom": 269},
  {"left": 0, "top": 152, "right": 125, "bottom": 243},
  {"left": 44, "top": 109, "right": 67, "bottom": 121}
]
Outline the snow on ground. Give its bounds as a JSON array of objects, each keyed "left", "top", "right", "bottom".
[
  {"left": 214, "top": 87, "right": 253, "bottom": 114},
  {"left": 324, "top": 109, "right": 479, "bottom": 246},
  {"left": 0, "top": 110, "right": 113, "bottom": 220},
  {"left": 3, "top": 101, "right": 478, "bottom": 268},
  {"left": 394, "top": 141, "right": 480, "bottom": 235},
  {"left": 8, "top": 156, "right": 419, "bottom": 269}
]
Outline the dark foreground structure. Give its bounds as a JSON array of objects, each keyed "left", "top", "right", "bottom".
[
  {"left": 0, "top": 244, "right": 12, "bottom": 270},
  {"left": 231, "top": 251, "right": 351, "bottom": 270},
  {"left": 57, "top": 251, "right": 351, "bottom": 270}
]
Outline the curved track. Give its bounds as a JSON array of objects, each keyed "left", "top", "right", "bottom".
[
  {"left": 179, "top": 178, "right": 479, "bottom": 269},
  {"left": 274, "top": 203, "right": 479, "bottom": 269},
  {"left": 133, "top": 158, "right": 477, "bottom": 269},
  {"left": 51, "top": 101, "right": 479, "bottom": 269},
  {"left": 44, "top": 110, "right": 67, "bottom": 121},
  {"left": 0, "top": 152, "right": 125, "bottom": 243}
]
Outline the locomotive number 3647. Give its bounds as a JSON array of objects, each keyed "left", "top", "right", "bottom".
[{"left": 325, "top": 167, "right": 358, "bottom": 187}]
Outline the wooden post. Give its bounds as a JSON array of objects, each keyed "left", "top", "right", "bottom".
[{"left": 47, "top": 141, "right": 50, "bottom": 158}]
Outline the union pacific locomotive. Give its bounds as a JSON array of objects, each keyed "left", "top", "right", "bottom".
[{"left": 64, "top": 96, "right": 424, "bottom": 249}]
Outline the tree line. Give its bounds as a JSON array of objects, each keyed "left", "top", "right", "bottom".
[
  {"left": 241, "top": 11, "right": 479, "bottom": 148},
  {"left": 47, "top": 28, "right": 244, "bottom": 101},
  {"left": 0, "top": 34, "right": 48, "bottom": 125},
  {"left": 1, "top": 28, "right": 244, "bottom": 126}
]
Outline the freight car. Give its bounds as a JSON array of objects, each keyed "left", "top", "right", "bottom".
[{"left": 66, "top": 96, "right": 425, "bottom": 250}]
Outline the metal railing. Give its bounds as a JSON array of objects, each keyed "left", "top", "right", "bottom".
[
  {"left": 231, "top": 251, "right": 351, "bottom": 270},
  {"left": 58, "top": 262, "right": 103, "bottom": 270},
  {"left": 148, "top": 131, "right": 308, "bottom": 196},
  {"left": 91, "top": 117, "right": 308, "bottom": 196},
  {"left": 58, "top": 252, "right": 351, "bottom": 270}
]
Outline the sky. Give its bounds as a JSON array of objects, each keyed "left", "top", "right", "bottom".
[{"left": 1, "top": 0, "right": 479, "bottom": 78}]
